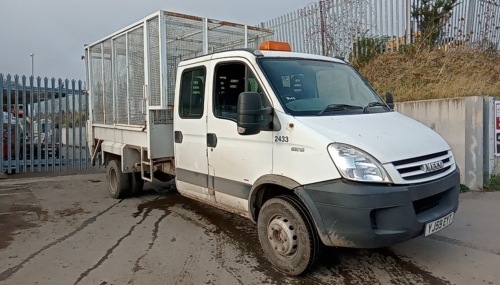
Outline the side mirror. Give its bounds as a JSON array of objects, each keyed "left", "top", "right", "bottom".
[
  {"left": 385, "top": 92, "right": 395, "bottom": 110},
  {"left": 237, "top": 92, "right": 264, "bottom": 135}
]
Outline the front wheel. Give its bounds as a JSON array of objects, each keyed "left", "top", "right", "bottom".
[{"left": 257, "top": 195, "right": 320, "bottom": 275}]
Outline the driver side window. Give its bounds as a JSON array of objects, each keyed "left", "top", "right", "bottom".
[{"left": 213, "top": 62, "right": 269, "bottom": 121}]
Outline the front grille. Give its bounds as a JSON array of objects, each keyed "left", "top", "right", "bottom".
[
  {"left": 413, "top": 192, "right": 442, "bottom": 215},
  {"left": 392, "top": 151, "right": 453, "bottom": 181}
]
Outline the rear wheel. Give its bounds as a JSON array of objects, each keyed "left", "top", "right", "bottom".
[
  {"left": 106, "top": 159, "right": 129, "bottom": 199},
  {"left": 257, "top": 195, "right": 320, "bottom": 275},
  {"left": 129, "top": 172, "right": 144, "bottom": 196}
]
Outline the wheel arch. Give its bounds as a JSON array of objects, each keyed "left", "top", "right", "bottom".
[
  {"left": 101, "top": 142, "right": 141, "bottom": 173},
  {"left": 249, "top": 174, "right": 331, "bottom": 246},
  {"left": 249, "top": 175, "right": 300, "bottom": 222}
]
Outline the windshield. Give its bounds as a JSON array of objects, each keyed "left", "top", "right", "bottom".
[{"left": 259, "top": 58, "right": 389, "bottom": 116}]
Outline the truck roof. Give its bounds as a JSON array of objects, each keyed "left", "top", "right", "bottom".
[{"left": 178, "top": 49, "right": 347, "bottom": 67}]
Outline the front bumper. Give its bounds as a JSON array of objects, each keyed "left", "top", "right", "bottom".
[{"left": 295, "top": 169, "right": 460, "bottom": 248}]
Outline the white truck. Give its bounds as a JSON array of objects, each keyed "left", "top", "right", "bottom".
[{"left": 85, "top": 11, "right": 460, "bottom": 275}]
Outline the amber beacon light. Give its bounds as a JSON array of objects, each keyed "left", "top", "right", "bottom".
[{"left": 259, "top": 41, "right": 292, "bottom": 52}]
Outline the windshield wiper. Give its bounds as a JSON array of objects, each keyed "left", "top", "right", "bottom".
[
  {"left": 363, "top": 102, "right": 388, "bottom": 113},
  {"left": 317, "top": 104, "right": 363, "bottom": 116}
]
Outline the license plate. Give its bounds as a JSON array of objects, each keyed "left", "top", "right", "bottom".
[{"left": 425, "top": 212, "right": 454, "bottom": 237}]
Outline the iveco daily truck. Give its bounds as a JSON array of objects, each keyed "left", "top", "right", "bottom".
[{"left": 85, "top": 11, "right": 460, "bottom": 275}]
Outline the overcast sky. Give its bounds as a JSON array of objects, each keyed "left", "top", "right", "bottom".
[{"left": 0, "top": 0, "right": 311, "bottom": 81}]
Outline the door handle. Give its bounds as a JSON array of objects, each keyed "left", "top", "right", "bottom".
[
  {"left": 207, "top": 133, "right": 217, "bottom": 148},
  {"left": 174, "top": 131, "right": 183, "bottom": 143}
]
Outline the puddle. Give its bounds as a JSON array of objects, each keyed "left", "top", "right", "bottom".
[
  {"left": 0, "top": 185, "right": 46, "bottom": 250},
  {"left": 0, "top": 206, "right": 45, "bottom": 250}
]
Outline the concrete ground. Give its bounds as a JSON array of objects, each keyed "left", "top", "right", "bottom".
[{"left": 0, "top": 173, "right": 499, "bottom": 285}]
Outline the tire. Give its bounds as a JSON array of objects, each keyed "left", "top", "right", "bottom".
[
  {"left": 129, "top": 172, "right": 144, "bottom": 196},
  {"left": 257, "top": 195, "right": 320, "bottom": 276},
  {"left": 106, "top": 160, "right": 129, "bottom": 199}
]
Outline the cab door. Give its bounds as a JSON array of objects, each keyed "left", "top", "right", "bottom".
[
  {"left": 206, "top": 60, "right": 273, "bottom": 212},
  {"left": 173, "top": 65, "right": 211, "bottom": 200}
]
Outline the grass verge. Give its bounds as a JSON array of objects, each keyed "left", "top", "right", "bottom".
[{"left": 357, "top": 48, "right": 500, "bottom": 102}]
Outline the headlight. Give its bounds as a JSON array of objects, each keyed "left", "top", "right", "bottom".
[{"left": 327, "top": 143, "right": 392, "bottom": 183}]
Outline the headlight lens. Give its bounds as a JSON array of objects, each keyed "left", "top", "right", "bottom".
[{"left": 327, "top": 143, "right": 392, "bottom": 183}]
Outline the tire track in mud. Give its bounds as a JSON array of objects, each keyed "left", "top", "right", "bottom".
[
  {"left": 161, "top": 207, "right": 228, "bottom": 284},
  {"left": 74, "top": 205, "right": 157, "bottom": 285},
  {"left": 430, "top": 234, "right": 500, "bottom": 255},
  {"left": 129, "top": 211, "right": 169, "bottom": 283},
  {"left": 137, "top": 194, "right": 451, "bottom": 285},
  {"left": 316, "top": 247, "right": 450, "bottom": 285},
  {"left": 171, "top": 210, "right": 247, "bottom": 285},
  {"left": 141, "top": 195, "right": 322, "bottom": 284},
  {"left": 136, "top": 199, "right": 224, "bottom": 285},
  {"left": 0, "top": 200, "right": 123, "bottom": 282},
  {"left": 172, "top": 252, "right": 200, "bottom": 285},
  {"left": 137, "top": 194, "right": 268, "bottom": 284}
]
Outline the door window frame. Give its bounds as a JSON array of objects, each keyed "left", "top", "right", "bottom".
[{"left": 178, "top": 66, "right": 207, "bottom": 119}]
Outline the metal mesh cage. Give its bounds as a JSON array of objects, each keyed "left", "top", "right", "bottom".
[
  {"left": 164, "top": 14, "right": 204, "bottom": 123},
  {"left": 113, "top": 34, "right": 128, "bottom": 125},
  {"left": 165, "top": 13, "right": 205, "bottom": 59},
  {"left": 103, "top": 39, "right": 113, "bottom": 124},
  {"left": 207, "top": 22, "right": 246, "bottom": 52},
  {"left": 148, "top": 17, "right": 161, "bottom": 107},
  {"left": 87, "top": 11, "right": 273, "bottom": 127},
  {"left": 165, "top": 53, "right": 181, "bottom": 124},
  {"left": 152, "top": 109, "right": 170, "bottom": 124},
  {"left": 128, "top": 27, "right": 145, "bottom": 125},
  {"left": 90, "top": 44, "right": 104, "bottom": 124}
]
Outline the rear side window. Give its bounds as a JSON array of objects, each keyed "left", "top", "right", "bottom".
[{"left": 179, "top": 67, "right": 206, "bottom": 118}]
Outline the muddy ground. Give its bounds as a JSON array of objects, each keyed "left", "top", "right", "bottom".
[{"left": 0, "top": 173, "right": 499, "bottom": 285}]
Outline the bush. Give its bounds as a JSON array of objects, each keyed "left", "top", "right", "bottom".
[
  {"left": 351, "top": 36, "right": 389, "bottom": 67},
  {"left": 485, "top": 175, "right": 500, "bottom": 191},
  {"left": 412, "top": 0, "right": 458, "bottom": 50}
]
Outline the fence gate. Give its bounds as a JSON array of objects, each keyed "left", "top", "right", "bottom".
[{"left": 1, "top": 74, "right": 91, "bottom": 174}]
